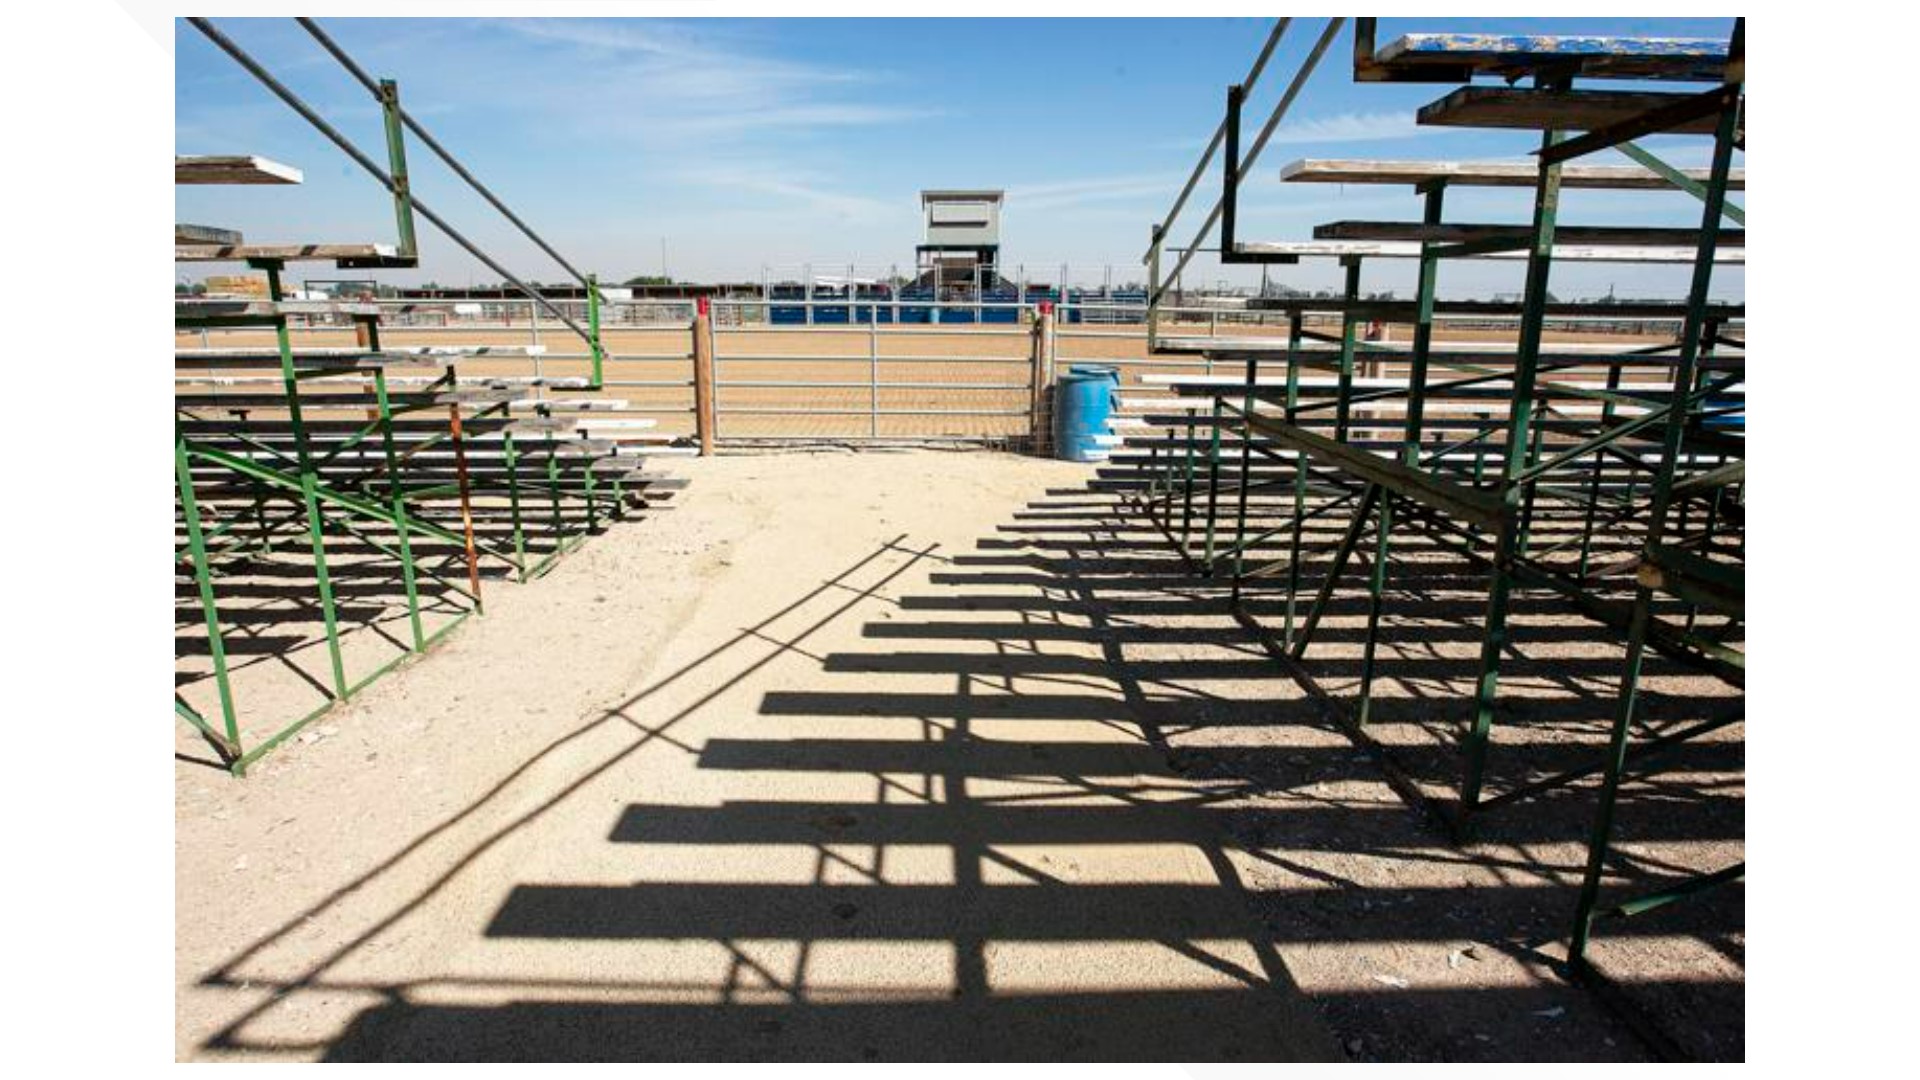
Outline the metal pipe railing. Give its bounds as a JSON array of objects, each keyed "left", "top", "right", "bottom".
[
  {"left": 295, "top": 17, "right": 598, "bottom": 294},
  {"left": 1152, "top": 17, "right": 1347, "bottom": 309},
  {"left": 188, "top": 17, "right": 613, "bottom": 366},
  {"left": 1142, "top": 18, "right": 1293, "bottom": 264}
]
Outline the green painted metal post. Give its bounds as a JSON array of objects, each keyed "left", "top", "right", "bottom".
[
  {"left": 1355, "top": 491, "right": 1394, "bottom": 726},
  {"left": 504, "top": 430, "right": 528, "bottom": 582},
  {"left": 584, "top": 451, "right": 602, "bottom": 534},
  {"left": 1516, "top": 399, "right": 1548, "bottom": 555},
  {"left": 1358, "top": 184, "right": 1445, "bottom": 726},
  {"left": 1570, "top": 73, "right": 1742, "bottom": 968},
  {"left": 377, "top": 79, "right": 418, "bottom": 261},
  {"left": 1459, "top": 92, "right": 1568, "bottom": 825},
  {"left": 1401, "top": 184, "right": 1446, "bottom": 463},
  {"left": 1683, "top": 318, "right": 1723, "bottom": 631},
  {"left": 1228, "top": 354, "right": 1260, "bottom": 606},
  {"left": 587, "top": 273, "right": 606, "bottom": 390},
  {"left": 1577, "top": 363, "right": 1625, "bottom": 580},
  {"left": 1202, "top": 394, "right": 1225, "bottom": 571},
  {"left": 1282, "top": 311, "right": 1307, "bottom": 649},
  {"left": 544, "top": 428, "right": 565, "bottom": 556},
  {"left": 372, "top": 365, "right": 426, "bottom": 651},
  {"left": 1334, "top": 259, "right": 1362, "bottom": 442},
  {"left": 176, "top": 432, "right": 241, "bottom": 767},
  {"left": 1178, "top": 404, "right": 1199, "bottom": 548},
  {"left": 263, "top": 261, "right": 349, "bottom": 700}
]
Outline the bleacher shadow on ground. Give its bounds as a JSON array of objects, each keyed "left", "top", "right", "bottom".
[{"left": 191, "top": 484, "right": 1740, "bottom": 1061}]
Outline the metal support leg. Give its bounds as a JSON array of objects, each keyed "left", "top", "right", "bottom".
[
  {"left": 447, "top": 398, "right": 483, "bottom": 613},
  {"left": 1334, "top": 259, "right": 1362, "bottom": 442},
  {"left": 1571, "top": 54, "right": 1743, "bottom": 967},
  {"left": 264, "top": 262, "right": 349, "bottom": 700},
  {"left": 1358, "top": 182, "right": 1446, "bottom": 727},
  {"left": 1282, "top": 311, "right": 1307, "bottom": 648},
  {"left": 504, "top": 430, "right": 528, "bottom": 583},
  {"left": 1459, "top": 95, "right": 1568, "bottom": 827},
  {"left": 1228, "top": 355, "right": 1260, "bottom": 606},
  {"left": 177, "top": 433, "right": 241, "bottom": 766},
  {"left": 372, "top": 367, "right": 425, "bottom": 650},
  {"left": 1202, "top": 395, "right": 1225, "bottom": 571}
]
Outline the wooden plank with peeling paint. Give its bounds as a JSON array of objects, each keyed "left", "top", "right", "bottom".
[
  {"left": 1312, "top": 221, "right": 1743, "bottom": 249},
  {"left": 175, "top": 243, "right": 402, "bottom": 263},
  {"left": 176, "top": 223, "right": 244, "bottom": 246},
  {"left": 1377, "top": 33, "right": 1730, "bottom": 82},
  {"left": 174, "top": 155, "right": 304, "bottom": 185},
  {"left": 1279, "top": 158, "right": 1745, "bottom": 191}
]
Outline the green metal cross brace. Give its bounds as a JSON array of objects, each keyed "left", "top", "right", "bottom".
[
  {"left": 1289, "top": 482, "right": 1382, "bottom": 661},
  {"left": 1618, "top": 140, "right": 1744, "bottom": 226}
]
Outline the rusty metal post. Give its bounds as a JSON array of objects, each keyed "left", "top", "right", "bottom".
[{"left": 448, "top": 399, "right": 482, "bottom": 610}]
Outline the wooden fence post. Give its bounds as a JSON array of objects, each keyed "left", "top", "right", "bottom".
[
  {"left": 693, "top": 300, "right": 716, "bottom": 456},
  {"left": 1029, "top": 306, "right": 1054, "bottom": 456}
]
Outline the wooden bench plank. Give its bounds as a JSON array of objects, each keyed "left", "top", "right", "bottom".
[
  {"left": 1417, "top": 87, "right": 1726, "bottom": 134},
  {"left": 1312, "top": 221, "right": 1743, "bottom": 249},
  {"left": 176, "top": 223, "right": 244, "bottom": 246},
  {"left": 1376, "top": 33, "right": 1730, "bottom": 82},
  {"left": 1233, "top": 239, "right": 1741, "bottom": 264},
  {"left": 1279, "top": 158, "right": 1745, "bottom": 191},
  {"left": 175, "top": 298, "right": 382, "bottom": 320},
  {"left": 175, "top": 154, "right": 304, "bottom": 185},
  {"left": 175, "top": 243, "right": 411, "bottom": 266}
]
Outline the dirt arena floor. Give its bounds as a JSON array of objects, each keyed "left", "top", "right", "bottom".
[{"left": 175, "top": 449, "right": 1742, "bottom": 1062}]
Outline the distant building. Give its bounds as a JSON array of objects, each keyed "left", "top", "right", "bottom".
[{"left": 916, "top": 189, "right": 1005, "bottom": 295}]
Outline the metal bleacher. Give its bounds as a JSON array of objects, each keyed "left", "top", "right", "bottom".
[{"left": 1121, "top": 17, "right": 1745, "bottom": 1042}]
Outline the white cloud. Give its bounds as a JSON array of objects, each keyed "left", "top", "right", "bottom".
[
  {"left": 1010, "top": 172, "right": 1188, "bottom": 212},
  {"left": 1266, "top": 110, "right": 1434, "bottom": 146},
  {"left": 495, "top": 18, "right": 908, "bottom": 138},
  {"left": 679, "top": 165, "right": 909, "bottom": 222}
]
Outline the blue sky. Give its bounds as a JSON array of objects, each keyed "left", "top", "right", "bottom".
[{"left": 176, "top": 16, "right": 1742, "bottom": 298}]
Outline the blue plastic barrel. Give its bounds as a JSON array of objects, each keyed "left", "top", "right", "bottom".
[{"left": 1053, "top": 364, "right": 1120, "bottom": 462}]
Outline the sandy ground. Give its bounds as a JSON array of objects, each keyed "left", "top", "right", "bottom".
[{"left": 174, "top": 449, "right": 1741, "bottom": 1062}]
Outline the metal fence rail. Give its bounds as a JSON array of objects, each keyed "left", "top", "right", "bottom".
[{"left": 180, "top": 294, "right": 1737, "bottom": 447}]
